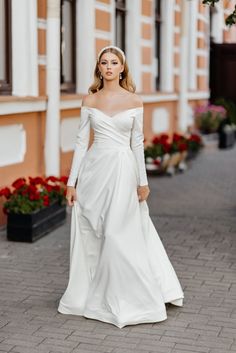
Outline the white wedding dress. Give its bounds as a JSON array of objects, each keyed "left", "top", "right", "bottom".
[{"left": 58, "top": 106, "right": 184, "bottom": 328}]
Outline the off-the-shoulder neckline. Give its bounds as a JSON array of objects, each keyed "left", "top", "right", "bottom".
[{"left": 81, "top": 106, "right": 143, "bottom": 119}]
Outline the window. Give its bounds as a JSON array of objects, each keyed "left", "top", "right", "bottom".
[
  {"left": 60, "top": 0, "right": 76, "bottom": 93},
  {"left": 154, "top": 0, "right": 161, "bottom": 90},
  {"left": 115, "top": 0, "right": 126, "bottom": 51},
  {"left": 0, "top": 0, "right": 12, "bottom": 95}
]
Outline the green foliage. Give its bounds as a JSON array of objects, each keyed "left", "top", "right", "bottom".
[
  {"left": 202, "top": 1, "right": 236, "bottom": 26},
  {"left": 214, "top": 98, "right": 236, "bottom": 125}
]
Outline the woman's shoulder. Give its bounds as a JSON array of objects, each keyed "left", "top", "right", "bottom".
[
  {"left": 81, "top": 93, "right": 96, "bottom": 108},
  {"left": 127, "top": 92, "right": 143, "bottom": 108}
]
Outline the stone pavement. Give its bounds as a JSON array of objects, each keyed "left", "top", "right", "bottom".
[{"left": 0, "top": 143, "right": 236, "bottom": 353}]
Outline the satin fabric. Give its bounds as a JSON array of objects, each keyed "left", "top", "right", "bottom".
[{"left": 58, "top": 107, "right": 184, "bottom": 328}]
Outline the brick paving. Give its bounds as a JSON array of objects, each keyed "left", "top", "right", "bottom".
[{"left": 0, "top": 143, "right": 236, "bottom": 353}]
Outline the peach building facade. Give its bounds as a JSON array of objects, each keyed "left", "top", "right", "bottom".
[{"left": 0, "top": 0, "right": 236, "bottom": 224}]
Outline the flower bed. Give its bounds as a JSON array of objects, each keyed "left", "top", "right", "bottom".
[
  {"left": 145, "top": 132, "right": 203, "bottom": 176},
  {"left": 0, "top": 175, "right": 68, "bottom": 242}
]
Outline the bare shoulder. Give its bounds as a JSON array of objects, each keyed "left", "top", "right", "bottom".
[
  {"left": 81, "top": 93, "right": 96, "bottom": 107},
  {"left": 128, "top": 92, "right": 143, "bottom": 108}
]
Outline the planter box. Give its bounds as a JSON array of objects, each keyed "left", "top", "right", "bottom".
[
  {"left": 7, "top": 201, "right": 67, "bottom": 243},
  {"left": 218, "top": 128, "right": 235, "bottom": 149}
]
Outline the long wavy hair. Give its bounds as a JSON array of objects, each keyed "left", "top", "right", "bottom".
[{"left": 88, "top": 47, "right": 136, "bottom": 94}]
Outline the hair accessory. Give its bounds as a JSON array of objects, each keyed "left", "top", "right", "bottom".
[{"left": 97, "top": 45, "right": 126, "bottom": 63}]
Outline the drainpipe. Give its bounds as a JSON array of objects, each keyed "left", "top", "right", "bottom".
[
  {"left": 44, "top": 0, "right": 60, "bottom": 176},
  {"left": 178, "top": 0, "right": 189, "bottom": 132}
]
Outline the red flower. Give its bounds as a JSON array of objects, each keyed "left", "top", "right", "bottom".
[
  {"left": 12, "top": 178, "right": 26, "bottom": 189},
  {"left": 59, "top": 176, "right": 68, "bottom": 184},
  {"left": 162, "top": 142, "right": 171, "bottom": 153},
  {"left": 173, "top": 133, "right": 182, "bottom": 142},
  {"left": 45, "top": 176, "right": 59, "bottom": 183},
  {"left": 44, "top": 184, "right": 53, "bottom": 192},
  {"left": 29, "top": 191, "right": 40, "bottom": 201},
  {"left": 152, "top": 136, "right": 159, "bottom": 145},
  {"left": 0, "top": 187, "right": 11, "bottom": 199},
  {"left": 153, "top": 159, "right": 161, "bottom": 166},
  {"left": 179, "top": 142, "right": 188, "bottom": 151},
  {"left": 43, "top": 195, "right": 50, "bottom": 206},
  {"left": 159, "top": 134, "right": 169, "bottom": 142},
  {"left": 52, "top": 185, "right": 61, "bottom": 192},
  {"left": 29, "top": 176, "right": 44, "bottom": 185}
]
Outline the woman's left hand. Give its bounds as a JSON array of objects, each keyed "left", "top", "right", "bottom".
[{"left": 137, "top": 185, "right": 150, "bottom": 202}]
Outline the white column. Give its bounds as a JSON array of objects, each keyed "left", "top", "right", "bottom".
[
  {"left": 188, "top": 0, "right": 198, "bottom": 90},
  {"left": 126, "top": 0, "right": 142, "bottom": 92},
  {"left": 160, "top": 0, "right": 175, "bottom": 92},
  {"left": 12, "top": 0, "right": 38, "bottom": 96},
  {"left": 76, "top": 0, "right": 95, "bottom": 94},
  {"left": 178, "top": 0, "right": 189, "bottom": 132},
  {"left": 45, "top": 0, "right": 61, "bottom": 176},
  {"left": 211, "top": 2, "right": 224, "bottom": 43}
]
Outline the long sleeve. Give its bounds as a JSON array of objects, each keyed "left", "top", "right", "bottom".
[
  {"left": 67, "top": 107, "right": 90, "bottom": 187},
  {"left": 130, "top": 108, "right": 148, "bottom": 186}
]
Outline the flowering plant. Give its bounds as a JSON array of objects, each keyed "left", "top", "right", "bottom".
[
  {"left": 186, "top": 133, "right": 203, "bottom": 152},
  {"left": 144, "top": 132, "right": 203, "bottom": 170},
  {"left": 0, "top": 176, "right": 68, "bottom": 215},
  {"left": 194, "top": 103, "right": 227, "bottom": 133}
]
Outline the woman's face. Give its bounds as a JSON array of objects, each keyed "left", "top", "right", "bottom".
[{"left": 98, "top": 52, "right": 124, "bottom": 81}]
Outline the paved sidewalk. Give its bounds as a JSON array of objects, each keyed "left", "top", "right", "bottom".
[{"left": 0, "top": 144, "right": 236, "bottom": 353}]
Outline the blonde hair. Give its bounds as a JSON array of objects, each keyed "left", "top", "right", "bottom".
[{"left": 88, "top": 47, "right": 136, "bottom": 94}]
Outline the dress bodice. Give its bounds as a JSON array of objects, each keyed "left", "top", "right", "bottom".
[{"left": 66, "top": 106, "right": 148, "bottom": 187}]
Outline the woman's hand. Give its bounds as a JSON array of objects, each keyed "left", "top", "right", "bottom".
[
  {"left": 66, "top": 186, "right": 77, "bottom": 206},
  {"left": 137, "top": 185, "right": 150, "bottom": 202}
]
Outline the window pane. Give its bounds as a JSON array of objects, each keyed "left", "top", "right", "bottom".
[
  {"left": 61, "top": 1, "right": 73, "bottom": 83},
  {"left": 0, "top": 0, "right": 6, "bottom": 81}
]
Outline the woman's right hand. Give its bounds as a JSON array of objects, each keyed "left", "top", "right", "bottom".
[{"left": 66, "top": 186, "right": 77, "bottom": 206}]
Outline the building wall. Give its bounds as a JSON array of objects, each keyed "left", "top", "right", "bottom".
[{"left": 0, "top": 0, "right": 236, "bottom": 225}]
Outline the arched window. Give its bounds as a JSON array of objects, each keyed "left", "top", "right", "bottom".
[
  {"left": 0, "top": 0, "right": 12, "bottom": 95},
  {"left": 60, "top": 0, "right": 76, "bottom": 93}
]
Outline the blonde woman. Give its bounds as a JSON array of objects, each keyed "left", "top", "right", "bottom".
[{"left": 58, "top": 45, "right": 184, "bottom": 328}]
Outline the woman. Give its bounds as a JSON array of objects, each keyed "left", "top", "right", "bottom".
[{"left": 58, "top": 45, "right": 184, "bottom": 328}]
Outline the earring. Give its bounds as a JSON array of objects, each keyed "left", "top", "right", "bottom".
[
  {"left": 99, "top": 72, "right": 103, "bottom": 80},
  {"left": 119, "top": 73, "right": 122, "bottom": 80}
]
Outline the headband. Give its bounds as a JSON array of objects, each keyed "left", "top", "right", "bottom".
[{"left": 97, "top": 45, "right": 126, "bottom": 63}]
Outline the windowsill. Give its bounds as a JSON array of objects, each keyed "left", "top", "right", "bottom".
[{"left": 0, "top": 95, "right": 47, "bottom": 103}]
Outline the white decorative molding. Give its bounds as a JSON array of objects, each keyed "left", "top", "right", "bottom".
[
  {"left": 0, "top": 100, "right": 47, "bottom": 115},
  {"left": 45, "top": 0, "right": 61, "bottom": 177},
  {"left": 160, "top": 0, "right": 175, "bottom": 92},
  {"left": 60, "top": 117, "right": 80, "bottom": 152},
  {"left": 211, "top": 2, "right": 224, "bottom": 43},
  {"left": 196, "top": 48, "right": 208, "bottom": 57},
  {"left": 0, "top": 124, "right": 26, "bottom": 167},
  {"left": 142, "top": 94, "right": 178, "bottom": 103},
  {"left": 141, "top": 16, "right": 153, "bottom": 24},
  {"left": 60, "top": 99, "right": 82, "bottom": 110},
  {"left": 188, "top": 0, "right": 198, "bottom": 91},
  {"left": 37, "top": 18, "right": 47, "bottom": 29},
  {"left": 77, "top": 0, "right": 96, "bottom": 94},
  {"left": 187, "top": 91, "right": 210, "bottom": 100},
  {"left": 126, "top": 0, "right": 142, "bottom": 92},
  {"left": 95, "top": 30, "right": 113, "bottom": 40},
  {"left": 197, "top": 13, "right": 208, "bottom": 23},
  {"left": 12, "top": 0, "right": 38, "bottom": 97},
  {"left": 94, "top": 1, "right": 112, "bottom": 12},
  {"left": 196, "top": 68, "right": 208, "bottom": 75},
  {"left": 38, "top": 55, "right": 47, "bottom": 65},
  {"left": 152, "top": 108, "right": 170, "bottom": 133},
  {"left": 141, "top": 65, "right": 153, "bottom": 72}
]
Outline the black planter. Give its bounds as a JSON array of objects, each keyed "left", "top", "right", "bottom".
[
  {"left": 218, "top": 128, "right": 235, "bottom": 149},
  {"left": 7, "top": 201, "right": 67, "bottom": 243}
]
